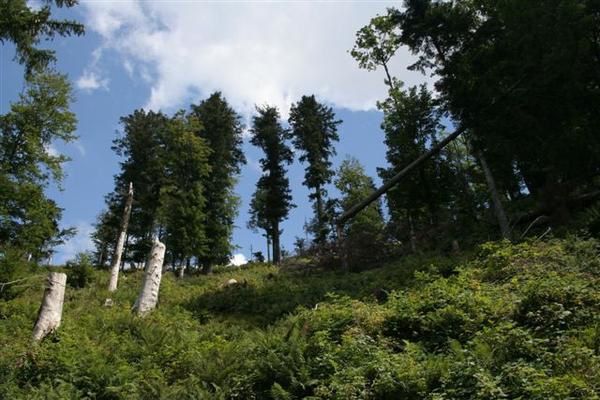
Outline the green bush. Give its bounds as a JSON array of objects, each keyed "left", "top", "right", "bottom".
[
  {"left": 0, "top": 239, "right": 599, "bottom": 398},
  {"left": 65, "top": 252, "right": 94, "bottom": 289}
]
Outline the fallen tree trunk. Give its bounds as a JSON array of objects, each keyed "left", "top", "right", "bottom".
[
  {"left": 132, "top": 239, "right": 166, "bottom": 316},
  {"left": 32, "top": 272, "right": 67, "bottom": 342},
  {"left": 337, "top": 126, "right": 466, "bottom": 226},
  {"left": 108, "top": 182, "right": 134, "bottom": 292}
]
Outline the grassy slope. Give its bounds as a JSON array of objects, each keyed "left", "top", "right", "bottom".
[{"left": 0, "top": 238, "right": 599, "bottom": 399}]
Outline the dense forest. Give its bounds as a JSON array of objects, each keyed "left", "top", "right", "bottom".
[{"left": 1, "top": 0, "right": 599, "bottom": 398}]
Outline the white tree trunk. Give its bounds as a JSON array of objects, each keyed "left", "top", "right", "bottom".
[
  {"left": 133, "top": 239, "right": 166, "bottom": 316},
  {"left": 108, "top": 182, "right": 134, "bottom": 292},
  {"left": 32, "top": 272, "right": 67, "bottom": 342}
]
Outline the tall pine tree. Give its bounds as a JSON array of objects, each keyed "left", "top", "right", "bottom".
[
  {"left": 288, "top": 95, "right": 341, "bottom": 245},
  {"left": 249, "top": 105, "right": 294, "bottom": 264},
  {"left": 190, "top": 92, "right": 245, "bottom": 273}
]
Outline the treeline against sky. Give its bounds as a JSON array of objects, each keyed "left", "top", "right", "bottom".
[{"left": 2, "top": 0, "right": 599, "bottom": 272}]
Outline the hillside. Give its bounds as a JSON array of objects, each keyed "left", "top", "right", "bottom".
[{"left": 0, "top": 238, "right": 599, "bottom": 399}]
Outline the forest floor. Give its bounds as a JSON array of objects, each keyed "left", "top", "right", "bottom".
[{"left": 1, "top": 238, "right": 599, "bottom": 399}]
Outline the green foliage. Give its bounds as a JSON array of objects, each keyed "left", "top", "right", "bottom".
[
  {"left": 1, "top": 239, "right": 599, "bottom": 398},
  {"left": 191, "top": 92, "right": 246, "bottom": 270},
  {"left": 0, "top": 247, "right": 36, "bottom": 300},
  {"left": 0, "top": 72, "right": 77, "bottom": 259},
  {"left": 288, "top": 95, "right": 341, "bottom": 245},
  {"left": 335, "top": 157, "right": 386, "bottom": 270},
  {"left": 65, "top": 252, "right": 93, "bottom": 289},
  {"left": 249, "top": 105, "right": 294, "bottom": 263},
  {"left": 158, "top": 112, "right": 211, "bottom": 263},
  {"left": 0, "top": 0, "right": 84, "bottom": 75}
]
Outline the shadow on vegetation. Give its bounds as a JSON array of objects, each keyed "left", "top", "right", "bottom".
[{"left": 184, "top": 253, "right": 464, "bottom": 327}]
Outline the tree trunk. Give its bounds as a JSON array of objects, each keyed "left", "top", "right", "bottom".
[
  {"left": 120, "top": 233, "right": 130, "bottom": 271},
  {"left": 179, "top": 258, "right": 189, "bottom": 279},
  {"left": 272, "top": 222, "right": 281, "bottom": 264},
  {"left": 266, "top": 232, "right": 271, "bottom": 263},
  {"left": 133, "top": 239, "right": 166, "bottom": 316},
  {"left": 108, "top": 182, "right": 134, "bottom": 292},
  {"left": 315, "top": 186, "right": 325, "bottom": 244},
  {"left": 476, "top": 149, "right": 511, "bottom": 240},
  {"left": 32, "top": 272, "right": 67, "bottom": 342},
  {"left": 336, "top": 223, "right": 349, "bottom": 271},
  {"left": 408, "top": 212, "right": 417, "bottom": 253}
]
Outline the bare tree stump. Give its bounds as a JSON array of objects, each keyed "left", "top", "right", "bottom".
[
  {"left": 132, "top": 239, "right": 166, "bottom": 316},
  {"left": 32, "top": 272, "right": 67, "bottom": 342},
  {"left": 108, "top": 182, "right": 134, "bottom": 292}
]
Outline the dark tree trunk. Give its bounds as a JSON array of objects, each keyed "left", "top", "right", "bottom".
[
  {"left": 315, "top": 185, "right": 325, "bottom": 244},
  {"left": 476, "top": 149, "right": 511, "bottom": 240},
  {"left": 272, "top": 221, "right": 281, "bottom": 264}
]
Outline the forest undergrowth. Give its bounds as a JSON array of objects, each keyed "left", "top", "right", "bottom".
[{"left": 1, "top": 238, "right": 599, "bottom": 399}]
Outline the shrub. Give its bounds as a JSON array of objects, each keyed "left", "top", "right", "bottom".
[{"left": 65, "top": 252, "right": 93, "bottom": 289}]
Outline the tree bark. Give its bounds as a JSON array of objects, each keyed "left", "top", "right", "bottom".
[
  {"left": 315, "top": 186, "right": 326, "bottom": 245},
  {"left": 32, "top": 272, "right": 67, "bottom": 342},
  {"left": 476, "top": 149, "right": 511, "bottom": 240},
  {"left": 408, "top": 212, "right": 417, "bottom": 253},
  {"left": 108, "top": 182, "right": 134, "bottom": 292},
  {"left": 133, "top": 239, "right": 166, "bottom": 316},
  {"left": 266, "top": 233, "right": 271, "bottom": 263},
  {"left": 272, "top": 221, "right": 281, "bottom": 264},
  {"left": 179, "top": 258, "right": 189, "bottom": 279}
]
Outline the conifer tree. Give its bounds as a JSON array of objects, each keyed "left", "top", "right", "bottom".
[
  {"left": 335, "top": 157, "right": 385, "bottom": 270},
  {"left": 288, "top": 95, "right": 341, "bottom": 245},
  {"left": 378, "top": 84, "right": 453, "bottom": 249},
  {"left": 249, "top": 105, "right": 294, "bottom": 264},
  {"left": 158, "top": 113, "right": 211, "bottom": 274},
  {"left": 190, "top": 92, "right": 245, "bottom": 273}
]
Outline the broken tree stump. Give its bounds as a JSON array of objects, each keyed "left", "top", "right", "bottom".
[
  {"left": 32, "top": 272, "right": 67, "bottom": 342},
  {"left": 108, "top": 182, "right": 134, "bottom": 292},
  {"left": 132, "top": 239, "right": 166, "bottom": 316}
]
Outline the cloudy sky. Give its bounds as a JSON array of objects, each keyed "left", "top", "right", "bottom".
[{"left": 1, "top": 1, "right": 426, "bottom": 264}]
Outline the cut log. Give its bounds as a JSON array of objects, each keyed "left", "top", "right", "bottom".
[
  {"left": 32, "top": 272, "right": 67, "bottom": 342},
  {"left": 132, "top": 239, "right": 166, "bottom": 316},
  {"left": 108, "top": 182, "right": 134, "bottom": 292}
]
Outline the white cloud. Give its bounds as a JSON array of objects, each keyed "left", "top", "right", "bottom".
[
  {"left": 81, "top": 2, "right": 426, "bottom": 116},
  {"left": 72, "top": 141, "right": 86, "bottom": 157},
  {"left": 44, "top": 143, "right": 59, "bottom": 157},
  {"left": 76, "top": 70, "right": 109, "bottom": 92},
  {"left": 53, "top": 221, "right": 95, "bottom": 265},
  {"left": 229, "top": 253, "right": 247, "bottom": 267}
]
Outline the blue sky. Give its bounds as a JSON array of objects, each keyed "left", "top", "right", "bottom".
[{"left": 1, "top": 1, "right": 427, "bottom": 264}]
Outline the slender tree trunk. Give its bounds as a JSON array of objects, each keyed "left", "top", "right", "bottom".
[
  {"left": 201, "top": 263, "right": 213, "bottom": 275},
  {"left": 336, "top": 223, "right": 349, "bottom": 271},
  {"left": 408, "top": 212, "right": 417, "bottom": 253},
  {"left": 32, "top": 272, "right": 67, "bottom": 342},
  {"left": 266, "top": 232, "right": 271, "bottom": 263},
  {"left": 179, "top": 258, "right": 189, "bottom": 279},
  {"left": 272, "top": 221, "right": 281, "bottom": 264},
  {"left": 120, "top": 233, "right": 129, "bottom": 271},
  {"left": 108, "top": 183, "right": 134, "bottom": 292},
  {"left": 133, "top": 239, "right": 166, "bottom": 316},
  {"left": 476, "top": 149, "right": 511, "bottom": 240},
  {"left": 315, "top": 186, "right": 325, "bottom": 245}
]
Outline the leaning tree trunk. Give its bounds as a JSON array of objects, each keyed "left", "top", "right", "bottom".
[
  {"left": 476, "top": 149, "right": 511, "bottom": 240},
  {"left": 32, "top": 272, "right": 67, "bottom": 342},
  {"left": 108, "top": 182, "right": 134, "bottom": 292},
  {"left": 133, "top": 239, "right": 166, "bottom": 316}
]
